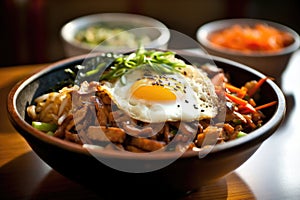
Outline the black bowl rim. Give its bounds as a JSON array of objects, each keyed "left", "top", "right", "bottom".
[
  {"left": 196, "top": 18, "right": 300, "bottom": 57},
  {"left": 7, "top": 52, "right": 286, "bottom": 160}
]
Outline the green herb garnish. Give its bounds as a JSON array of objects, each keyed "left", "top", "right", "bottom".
[
  {"left": 32, "top": 121, "right": 58, "bottom": 133},
  {"left": 237, "top": 131, "right": 248, "bottom": 138},
  {"left": 54, "top": 47, "right": 188, "bottom": 90},
  {"left": 100, "top": 47, "right": 187, "bottom": 82}
]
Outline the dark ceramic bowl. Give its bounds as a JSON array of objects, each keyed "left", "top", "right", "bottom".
[{"left": 7, "top": 51, "right": 285, "bottom": 198}]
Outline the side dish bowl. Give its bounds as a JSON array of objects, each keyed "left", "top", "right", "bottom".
[
  {"left": 61, "top": 13, "right": 171, "bottom": 57},
  {"left": 196, "top": 18, "right": 300, "bottom": 85},
  {"left": 7, "top": 51, "right": 285, "bottom": 198}
]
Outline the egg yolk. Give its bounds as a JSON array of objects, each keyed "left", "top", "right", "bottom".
[{"left": 131, "top": 79, "right": 176, "bottom": 102}]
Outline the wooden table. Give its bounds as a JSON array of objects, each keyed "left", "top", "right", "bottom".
[{"left": 1, "top": 50, "right": 300, "bottom": 199}]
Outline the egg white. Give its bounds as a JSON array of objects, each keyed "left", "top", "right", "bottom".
[{"left": 98, "top": 64, "right": 219, "bottom": 123}]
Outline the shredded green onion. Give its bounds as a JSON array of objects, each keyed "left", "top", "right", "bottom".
[
  {"left": 99, "top": 47, "right": 187, "bottom": 82},
  {"left": 32, "top": 121, "right": 57, "bottom": 133},
  {"left": 56, "top": 46, "right": 188, "bottom": 89},
  {"left": 85, "top": 63, "right": 106, "bottom": 76},
  {"left": 237, "top": 131, "right": 248, "bottom": 138}
]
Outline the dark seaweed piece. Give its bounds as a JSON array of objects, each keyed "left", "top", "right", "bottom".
[{"left": 49, "top": 53, "right": 118, "bottom": 92}]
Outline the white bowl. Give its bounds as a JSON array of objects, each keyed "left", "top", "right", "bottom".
[
  {"left": 196, "top": 18, "right": 300, "bottom": 85},
  {"left": 61, "top": 13, "right": 171, "bottom": 56}
]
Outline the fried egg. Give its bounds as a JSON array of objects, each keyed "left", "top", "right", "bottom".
[{"left": 98, "top": 64, "right": 219, "bottom": 123}]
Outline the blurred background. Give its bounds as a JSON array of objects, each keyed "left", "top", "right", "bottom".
[{"left": 0, "top": 0, "right": 299, "bottom": 67}]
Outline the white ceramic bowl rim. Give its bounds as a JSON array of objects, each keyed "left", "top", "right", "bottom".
[
  {"left": 196, "top": 18, "right": 300, "bottom": 57},
  {"left": 61, "top": 12, "right": 171, "bottom": 51}
]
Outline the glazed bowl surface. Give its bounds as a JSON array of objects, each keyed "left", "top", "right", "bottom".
[{"left": 7, "top": 51, "right": 285, "bottom": 197}]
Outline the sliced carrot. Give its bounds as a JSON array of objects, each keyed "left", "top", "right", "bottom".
[
  {"left": 225, "top": 83, "right": 242, "bottom": 93},
  {"left": 225, "top": 83, "right": 248, "bottom": 98},
  {"left": 248, "top": 98, "right": 256, "bottom": 107},
  {"left": 225, "top": 93, "right": 248, "bottom": 106},
  {"left": 226, "top": 92, "right": 257, "bottom": 113},
  {"left": 239, "top": 86, "right": 248, "bottom": 98},
  {"left": 248, "top": 77, "right": 268, "bottom": 97},
  {"left": 255, "top": 101, "right": 277, "bottom": 110},
  {"left": 239, "top": 103, "right": 256, "bottom": 114}
]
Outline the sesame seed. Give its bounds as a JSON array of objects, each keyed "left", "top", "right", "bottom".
[{"left": 185, "top": 100, "right": 189, "bottom": 103}]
